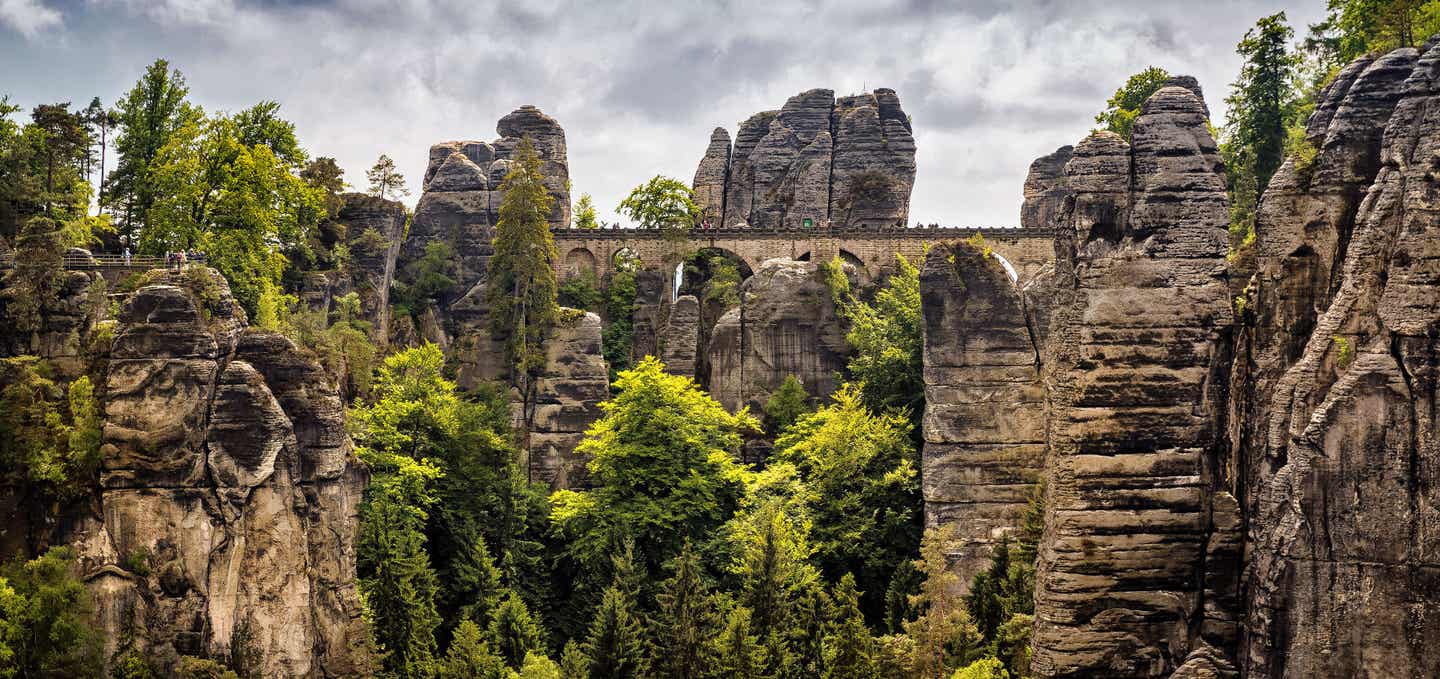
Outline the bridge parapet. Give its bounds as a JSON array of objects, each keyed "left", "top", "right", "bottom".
[{"left": 552, "top": 225, "right": 1054, "bottom": 241}]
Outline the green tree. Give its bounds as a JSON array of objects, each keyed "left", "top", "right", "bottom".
[
  {"left": 1225, "top": 13, "right": 1300, "bottom": 197},
  {"left": 1, "top": 216, "right": 63, "bottom": 333},
  {"left": 773, "top": 384, "right": 920, "bottom": 621},
  {"left": 651, "top": 543, "right": 720, "bottom": 679},
  {"left": 1306, "top": 0, "right": 1440, "bottom": 69},
  {"left": 574, "top": 193, "right": 599, "bottom": 229},
  {"left": 827, "top": 254, "right": 924, "bottom": 422},
  {"left": 489, "top": 591, "right": 544, "bottom": 670},
  {"left": 516, "top": 652, "right": 562, "bottom": 679},
  {"left": 558, "top": 269, "right": 602, "bottom": 311},
  {"left": 486, "top": 137, "right": 559, "bottom": 385},
  {"left": 1094, "top": 66, "right": 1171, "bottom": 141},
  {"left": 302, "top": 156, "right": 348, "bottom": 215},
  {"left": 367, "top": 154, "right": 408, "bottom": 201},
  {"left": 951, "top": 657, "right": 1010, "bottom": 679},
  {"left": 360, "top": 495, "right": 442, "bottom": 678},
  {"left": 582, "top": 585, "right": 649, "bottom": 679},
  {"left": 141, "top": 106, "right": 325, "bottom": 315},
  {"left": 435, "top": 619, "right": 507, "bottom": 679},
  {"left": 559, "top": 641, "right": 590, "bottom": 679},
  {"left": 617, "top": 175, "right": 700, "bottom": 234},
  {"left": 763, "top": 374, "right": 811, "bottom": 435},
  {"left": 394, "top": 240, "right": 457, "bottom": 315},
  {"left": 550, "top": 357, "right": 757, "bottom": 594},
  {"left": 0, "top": 547, "right": 104, "bottom": 678},
  {"left": 28, "top": 103, "right": 91, "bottom": 217},
  {"left": 825, "top": 573, "right": 878, "bottom": 679},
  {"left": 714, "top": 606, "right": 767, "bottom": 679},
  {"left": 107, "top": 59, "right": 199, "bottom": 245},
  {"left": 730, "top": 497, "right": 819, "bottom": 675},
  {"left": 445, "top": 536, "right": 504, "bottom": 629},
  {"left": 0, "top": 357, "right": 103, "bottom": 502},
  {"left": 601, "top": 267, "right": 638, "bottom": 376},
  {"left": 906, "top": 526, "right": 983, "bottom": 678}
]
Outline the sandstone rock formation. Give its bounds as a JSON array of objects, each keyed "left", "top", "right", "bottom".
[
  {"left": 919, "top": 243, "right": 1045, "bottom": 592},
  {"left": 300, "top": 193, "right": 407, "bottom": 348},
  {"left": 708, "top": 258, "right": 847, "bottom": 412},
  {"left": 526, "top": 310, "right": 608, "bottom": 489},
  {"left": 1020, "top": 145, "right": 1073, "bottom": 229},
  {"left": 697, "top": 88, "right": 915, "bottom": 229},
  {"left": 660, "top": 294, "right": 700, "bottom": 377},
  {"left": 1234, "top": 43, "right": 1440, "bottom": 678},
  {"left": 79, "top": 269, "right": 369, "bottom": 677}
]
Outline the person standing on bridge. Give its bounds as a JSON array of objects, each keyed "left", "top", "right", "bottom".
[{"left": 123, "top": 247, "right": 131, "bottom": 266}]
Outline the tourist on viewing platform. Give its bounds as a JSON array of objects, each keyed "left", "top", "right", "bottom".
[{"left": 123, "top": 247, "right": 131, "bottom": 266}]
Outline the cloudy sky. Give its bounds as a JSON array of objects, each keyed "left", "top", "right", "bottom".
[{"left": 1, "top": 0, "right": 1323, "bottom": 226}]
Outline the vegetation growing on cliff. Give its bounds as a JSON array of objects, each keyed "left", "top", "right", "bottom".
[
  {"left": 1094, "top": 66, "right": 1172, "bottom": 141},
  {"left": 487, "top": 138, "right": 560, "bottom": 385}
]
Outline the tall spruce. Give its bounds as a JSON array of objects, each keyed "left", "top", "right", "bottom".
[
  {"left": 486, "top": 137, "right": 559, "bottom": 390},
  {"left": 651, "top": 543, "right": 720, "bottom": 678},
  {"left": 360, "top": 497, "right": 442, "bottom": 678},
  {"left": 825, "top": 574, "right": 878, "bottom": 679},
  {"left": 582, "top": 585, "right": 649, "bottom": 679},
  {"left": 715, "top": 606, "right": 767, "bottom": 679},
  {"left": 1223, "top": 12, "right": 1300, "bottom": 225}
]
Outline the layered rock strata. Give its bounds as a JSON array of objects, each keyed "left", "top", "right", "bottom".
[
  {"left": 698, "top": 88, "right": 915, "bottom": 229},
  {"left": 660, "top": 294, "right": 700, "bottom": 377},
  {"left": 919, "top": 243, "right": 1046, "bottom": 592},
  {"left": 526, "top": 310, "right": 608, "bottom": 489},
  {"left": 708, "top": 258, "right": 848, "bottom": 412},
  {"left": 80, "top": 269, "right": 369, "bottom": 677}
]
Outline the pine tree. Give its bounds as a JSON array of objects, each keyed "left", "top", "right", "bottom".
[
  {"left": 367, "top": 154, "right": 409, "bottom": 200},
  {"left": 435, "top": 619, "right": 508, "bottom": 679},
  {"left": 559, "top": 640, "right": 590, "bottom": 679},
  {"left": 486, "top": 137, "right": 559, "bottom": 386},
  {"left": 442, "top": 533, "right": 504, "bottom": 630},
  {"left": 905, "top": 526, "right": 982, "bottom": 679},
  {"left": 488, "top": 591, "right": 544, "bottom": 670},
  {"left": 574, "top": 192, "right": 599, "bottom": 229},
  {"left": 652, "top": 543, "right": 720, "bottom": 678},
  {"left": 763, "top": 374, "right": 811, "bottom": 435},
  {"left": 360, "top": 497, "right": 442, "bottom": 678},
  {"left": 108, "top": 59, "right": 197, "bottom": 245},
  {"left": 583, "top": 585, "right": 649, "bottom": 679},
  {"left": 715, "top": 606, "right": 767, "bottom": 679},
  {"left": 825, "top": 574, "right": 878, "bottom": 679},
  {"left": 1224, "top": 12, "right": 1300, "bottom": 199}
]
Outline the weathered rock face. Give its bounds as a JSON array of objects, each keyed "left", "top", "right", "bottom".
[
  {"left": 526, "top": 310, "right": 608, "bottom": 489},
  {"left": 1235, "top": 44, "right": 1440, "bottom": 679},
  {"left": 1021, "top": 145, "right": 1074, "bottom": 229},
  {"left": 708, "top": 258, "right": 847, "bottom": 412},
  {"left": 920, "top": 244, "right": 1045, "bottom": 591},
  {"left": 336, "top": 193, "right": 407, "bottom": 346},
  {"left": 79, "top": 269, "right": 370, "bottom": 677},
  {"left": 398, "top": 105, "right": 570, "bottom": 387},
  {"left": 698, "top": 88, "right": 915, "bottom": 229},
  {"left": 660, "top": 294, "right": 700, "bottom": 377}
]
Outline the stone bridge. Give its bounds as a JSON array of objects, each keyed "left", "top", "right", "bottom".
[{"left": 553, "top": 225, "right": 1056, "bottom": 284}]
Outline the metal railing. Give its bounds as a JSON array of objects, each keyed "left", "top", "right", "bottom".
[
  {"left": 552, "top": 224, "right": 1052, "bottom": 240},
  {"left": 0, "top": 253, "right": 191, "bottom": 270}
]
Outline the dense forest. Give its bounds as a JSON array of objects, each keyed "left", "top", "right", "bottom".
[{"left": 1, "top": 1, "right": 1437, "bottom": 678}]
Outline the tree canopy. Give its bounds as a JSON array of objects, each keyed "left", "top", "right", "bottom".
[{"left": 1094, "top": 66, "right": 1172, "bottom": 141}]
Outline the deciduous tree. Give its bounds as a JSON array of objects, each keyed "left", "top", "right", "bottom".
[{"left": 1094, "top": 66, "right": 1171, "bottom": 141}]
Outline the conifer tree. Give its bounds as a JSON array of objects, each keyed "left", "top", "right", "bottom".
[
  {"left": 108, "top": 59, "right": 197, "bottom": 244},
  {"left": 651, "top": 543, "right": 720, "bottom": 678},
  {"left": 559, "top": 640, "right": 590, "bottom": 679},
  {"left": 574, "top": 192, "right": 599, "bottom": 229},
  {"left": 367, "top": 154, "right": 409, "bottom": 201},
  {"left": 436, "top": 619, "right": 508, "bottom": 679},
  {"left": 360, "top": 497, "right": 442, "bottom": 678},
  {"left": 488, "top": 591, "right": 544, "bottom": 670},
  {"left": 905, "top": 526, "right": 982, "bottom": 678},
  {"left": 1224, "top": 12, "right": 1300, "bottom": 199},
  {"left": 715, "top": 606, "right": 767, "bottom": 679},
  {"left": 583, "top": 585, "right": 649, "bottom": 679},
  {"left": 825, "top": 574, "right": 878, "bottom": 679},
  {"left": 445, "top": 535, "right": 504, "bottom": 629},
  {"left": 763, "top": 374, "right": 811, "bottom": 435},
  {"left": 486, "top": 137, "right": 559, "bottom": 387}
]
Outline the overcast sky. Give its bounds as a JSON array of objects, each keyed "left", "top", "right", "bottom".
[{"left": 1, "top": 0, "right": 1324, "bottom": 226}]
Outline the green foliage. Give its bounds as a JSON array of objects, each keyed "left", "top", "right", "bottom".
[
  {"left": 617, "top": 175, "right": 700, "bottom": 234},
  {"left": 573, "top": 193, "right": 599, "bottom": 229},
  {"left": 701, "top": 255, "right": 741, "bottom": 309},
  {"left": 714, "top": 606, "right": 767, "bottom": 679},
  {"left": 825, "top": 574, "right": 878, "bottom": 679},
  {"left": 140, "top": 105, "right": 324, "bottom": 316},
  {"left": 772, "top": 385, "right": 920, "bottom": 622},
  {"left": 435, "top": 619, "right": 507, "bottom": 679},
  {"left": 905, "top": 526, "right": 983, "bottom": 678},
  {"left": 367, "top": 154, "right": 409, "bottom": 201},
  {"left": 0, "top": 357, "right": 103, "bottom": 502},
  {"left": 601, "top": 269, "right": 638, "bottom": 377},
  {"left": 283, "top": 292, "right": 378, "bottom": 399},
  {"left": 951, "top": 656, "right": 1011, "bottom": 679},
  {"left": 516, "top": 651, "right": 562, "bottom": 679},
  {"left": 559, "top": 641, "right": 589, "bottom": 679},
  {"left": 582, "top": 585, "right": 649, "bottom": 679},
  {"left": 1223, "top": 13, "right": 1301, "bottom": 202},
  {"left": 0, "top": 547, "right": 104, "bottom": 678},
  {"left": 550, "top": 357, "right": 757, "bottom": 612},
  {"left": 359, "top": 494, "right": 442, "bottom": 678},
  {"left": 1333, "top": 335, "right": 1356, "bottom": 368},
  {"left": 763, "top": 374, "right": 811, "bottom": 435},
  {"left": 395, "top": 241, "right": 457, "bottom": 315},
  {"left": 1305, "top": 0, "right": 1440, "bottom": 69},
  {"left": 558, "top": 269, "right": 602, "bottom": 312},
  {"left": 487, "top": 138, "right": 559, "bottom": 381},
  {"left": 1094, "top": 67, "right": 1171, "bottom": 140},
  {"left": 489, "top": 591, "right": 543, "bottom": 670},
  {"left": 834, "top": 254, "right": 925, "bottom": 420},
  {"left": 2, "top": 216, "right": 64, "bottom": 333},
  {"left": 301, "top": 156, "right": 347, "bottom": 215},
  {"left": 176, "top": 656, "right": 241, "bottom": 679},
  {"left": 962, "top": 486, "right": 1043, "bottom": 678},
  {"left": 651, "top": 543, "right": 720, "bottom": 679},
  {"left": 108, "top": 59, "right": 200, "bottom": 244}
]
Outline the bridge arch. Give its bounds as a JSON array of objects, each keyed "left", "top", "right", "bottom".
[
  {"left": 676, "top": 247, "right": 755, "bottom": 301},
  {"left": 563, "top": 247, "right": 597, "bottom": 279}
]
